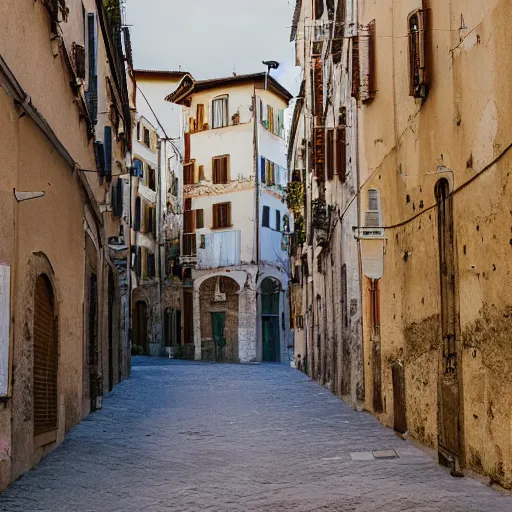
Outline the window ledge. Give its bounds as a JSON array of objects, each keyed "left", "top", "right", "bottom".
[{"left": 211, "top": 225, "right": 233, "bottom": 231}]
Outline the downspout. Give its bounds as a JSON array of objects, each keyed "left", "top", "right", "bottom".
[
  {"left": 253, "top": 91, "right": 260, "bottom": 266},
  {"left": 156, "top": 138, "right": 163, "bottom": 348}
]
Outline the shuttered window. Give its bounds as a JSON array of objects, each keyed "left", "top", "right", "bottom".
[
  {"left": 143, "top": 127, "right": 150, "bottom": 147},
  {"left": 86, "top": 13, "right": 98, "bottom": 123},
  {"left": 134, "top": 197, "right": 141, "bottom": 232},
  {"left": 326, "top": 129, "right": 334, "bottom": 181},
  {"left": 336, "top": 126, "right": 346, "bottom": 182},
  {"left": 183, "top": 163, "right": 195, "bottom": 185},
  {"left": 359, "top": 20, "right": 377, "bottom": 102},
  {"left": 33, "top": 275, "right": 58, "bottom": 436},
  {"left": 196, "top": 209, "right": 204, "bottom": 229},
  {"left": 184, "top": 132, "right": 191, "bottom": 161},
  {"left": 147, "top": 166, "right": 156, "bottom": 191},
  {"left": 352, "top": 37, "right": 360, "bottom": 98},
  {"left": 197, "top": 104, "right": 205, "bottom": 131},
  {"left": 112, "top": 177, "right": 123, "bottom": 217},
  {"left": 184, "top": 209, "right": 195, "bottom": 233},
  {"left": 212, "top": 155, "right": 229, "bottom": 184},
  {"left": 198, "top": 165, "right": 205, "bottom": 181},
  {"left": 147, "top": 252, "right": 156, "bottom": 279},
  {"left": 275, "top": 210, "right": 281, "bottom": 231},
  {"left": 212, "top": 202, "right": 231, "bottom": 229},
  {"left": 408, "top": 9, "right": 428, "bottom": 98},
  {"left": 103, "top": 126, "right": 112, "bottom": 182},
  {"left": 262, "top": 206, "right": 270, "bottom": 228},
  {"left": 182, "top": 234, "right": 197, "bottom": 256}
]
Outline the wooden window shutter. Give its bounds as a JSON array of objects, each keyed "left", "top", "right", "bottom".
[
  {"left": 197, "top": 104, "right": 204, "bottom": 131},
  {"left": 222, "top": 156, "right": 229, "bottom": 183},
  {"left": 408, "top": 9, "right": 428, "bottom": 98},
  {"left": 33, "top": 275, "right": 58, "bottom": 436},
  {"left": 260, "top": 156, "right": 266, "bottom": 183},
  {"left": 103, "top": 126, "right": 112, "bottom": 182},
  {"left": 313, "top": 127, "right": 325, "bottom": 179},
  {"left": 73, "top": 43, "right": 86, "bottom": 79},
  {"left": 86, "top": 13, "right": 98, "bottom": 123},
  {"left": 196, "top": 209, "right": 204, "bottom": 229},
  {"left": 313, "top": 57, "right": 323, "bottom": 120},
  {"left": 326, "top": 129, "right": 334, "bottom": 181},
  {"left": 184, "top": 132, "right": 191, "bottom": 161},
  {"left": 184, "top": 163, "right": 195, "bottom": 185},
  {"left": 275, "top": 209, "right": 281, "bottom": 231},
  {"left": 198, "top": 165, "right": 205, "bottom": 181},
  {"left": 336, "top": 127, "right": 346, "bottom": 182},
  {"left": 360, "top": 21, "right": 376, "bottom": 102},
  {"left": 352, "top": 37, "right": 360, "bottom": 99},
  {"left": 185, "top": 198, "right": 192, "bottom": 211}
]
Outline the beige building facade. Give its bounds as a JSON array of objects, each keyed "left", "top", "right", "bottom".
[
  {"left": 289, "top": 0, "right": 512, "bottom": 488},
  {"left": 0, "top": 0, "right": 131, "bottom": 489}
]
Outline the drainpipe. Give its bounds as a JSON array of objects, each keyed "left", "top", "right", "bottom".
[
  {"left": 156, "top": 138, "right": 163, "bottom": 349},
  {"left": 253, "top": 92, "right": 260, "bottom": 266}
]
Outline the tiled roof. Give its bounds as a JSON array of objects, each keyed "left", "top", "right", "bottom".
[{"left": 165, "top": 73, "right": 293, "bottom": 104}]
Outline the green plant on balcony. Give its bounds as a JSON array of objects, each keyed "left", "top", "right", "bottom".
[{"left": 286, "top": 182, "right": 304, "bottom": 215}]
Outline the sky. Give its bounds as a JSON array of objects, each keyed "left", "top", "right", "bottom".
[{"left": 124, "top": 0, "right": 301, "bottom": 96}]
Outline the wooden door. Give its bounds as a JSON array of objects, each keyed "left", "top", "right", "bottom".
[
  {"left": 436, "top": 178, "right": 461, "bottom": 465},
  {"left": 262, "top": 316, "right": 279, "bottom": 362},
  {"left": 392, "top": 364, "right": 407, "bottom": 434},
  {"left": 134, "top": 301, "right": 148, "bottom": 354},
  {"left": 33, "top": 275, "right": 58, "bottom": 436}
]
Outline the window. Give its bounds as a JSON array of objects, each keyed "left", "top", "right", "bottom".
[
  {"left": 198, "top": 165, "right": 205, "bottom": 181},
  {"left": 136, "top": 121, "right": 140, "bottom": 141},
  {"left": 103, "top": 126, "right": 112, "bottom": 182},
  {"left": 184, "top": 132, "right": 191, "bottom": 161},
  {"left": 336, "top": 126, "right": 346, "bottom": 182},
  {"left": 212, "top": 155, "right": 229, "bottom": 184},
  {"left": 143, "top": 127, "right": 150, "bottom": 147},
  {"left": 184, "top": 209, "right": 195, "bottom": 233},
  {"left": 147, "top": 166, "right": 156, "bottom": 191},
  {"left": 86, "top": 13, "right": 98, "bottom": 123},
  {"left": 408, "top": 9, "right": 428, "bottom": 99},
  {"left": 183, "top": 234, "right": 197, "bottom": 256},
  {"left": 196, "top": 209, "right": 204, "bottom": 229},
  {"left": 184, "top": 162, "right": 195, "bottom": 185},
  {"left": 133, "top": 158, "right": 143, "bottom": 178},
  {"left": 143, "top": 204, "right": 156, "bottom": 236},
  {"left": 314, "top": 0, "right": 324, "bottom": 20},
  {"left": 112, "top": 177, "right": 123, "bottom": 217},
  {"left": 262, "top": 206, "right": 270, "bottom": 228},
  {"left": 197, "top": 104, "right": 205, "bottom": 131},
  {"left": 134, "top": 197, "right": 141, "bottom": 232},
  {"left": 147, "top": 251, "right": 156, "bottom": 279},
  {"left": 275, "top": 210, "right": 281, "bottom": 231},
  {"left": 326, "top": 129, "right": 334, "bottom": 181},
  {"left": 365, "top": 189, "right": 381, "bottom": 227},
  {"left": 212, "top": 202, "right": 231, "bottom": 229},
  {"left": 360, "top": 20, "right": 376, "bottom": 102},
  {"left": 212, "top": 95, "right": 228, "bottom": 128}
]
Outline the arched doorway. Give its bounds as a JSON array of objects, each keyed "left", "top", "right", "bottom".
[
  {"left": 133, "top": 301, "right": 148, "bottom": 354},
  {"left": 261, "top": 277, "right": 281, "bottom": 362},
  {"left": 199, "top": 276, "right": 240, "bottom": 362},
  {"left": 33, "top": 274, "right": 58, "bottom": 436}
]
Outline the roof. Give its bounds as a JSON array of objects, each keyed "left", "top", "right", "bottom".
[
  {"left": 134, "top": 69, "right": 190, "bottom": 78},
  {"left": 290, "top": 0, "right": 303, "bottom": 42},
  {"left": 165, "top": 73, "right": 293, "bottom": 105}
]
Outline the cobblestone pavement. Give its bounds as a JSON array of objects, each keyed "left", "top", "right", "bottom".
[{"left": 1, "top": 358, "right": 511, "bottom": 512}]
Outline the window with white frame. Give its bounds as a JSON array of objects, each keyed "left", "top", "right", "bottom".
[
  {"left": 212, "top": 95, "right": 228, "bottom": 129},
  {"left": 365, "top": 189, "right": 381, "bottom": 227}
]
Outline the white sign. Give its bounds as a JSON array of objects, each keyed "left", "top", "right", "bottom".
[{"left": 0, "top": 265, "right": 11, "bottom": 397}]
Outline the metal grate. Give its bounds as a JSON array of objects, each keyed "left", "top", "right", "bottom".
[{"left": 33, "top": 275, "right": 58, "bottom": 436}]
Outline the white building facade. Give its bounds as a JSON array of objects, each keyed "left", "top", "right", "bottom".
[{"left": 166, "top": 73, "right": 293, "bottom": 363}]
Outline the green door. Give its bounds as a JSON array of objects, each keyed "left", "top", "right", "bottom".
[
  {"left": 262, "top": 316, "right": 280, "bottom": 362},
  {"left": 212, "top": 312, "right": 226, "bottom": 347}
]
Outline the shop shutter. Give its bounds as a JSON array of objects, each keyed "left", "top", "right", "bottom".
[{"left": 33, "top": 275, "right": 58, "bottom": 436}]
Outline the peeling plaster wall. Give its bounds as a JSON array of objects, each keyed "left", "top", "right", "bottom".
[{"left": 358, "top": 0, "right": 512, "bottom": 488}]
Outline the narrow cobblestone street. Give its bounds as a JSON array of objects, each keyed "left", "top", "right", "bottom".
[{"left": 1, "top": 358, "right": 510, "bottom": 512}]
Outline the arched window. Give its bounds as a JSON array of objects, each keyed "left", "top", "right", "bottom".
[
  {"left": 33, "top": 274, "right": 58, "bottom": 435},
  {"left": 212, "top": 95, "right": 228, "bottom": 129}
]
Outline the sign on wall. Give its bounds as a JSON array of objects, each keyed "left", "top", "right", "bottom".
[{"left": 0, "top": 265, "right": 10, "bottom": 397}]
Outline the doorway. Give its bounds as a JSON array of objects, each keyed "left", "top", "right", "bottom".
[
  {"left": 261, "top": 278, "right": 281, "bottom": 362},
  {"left": 133, "top": 300, "right": 148, "bottom": 354},
  {"left": 435, "top": 178, "right": 461, "bottom": 468},
  {"left": 33, "top": 274, "right": 58, "bottom": 436}
]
